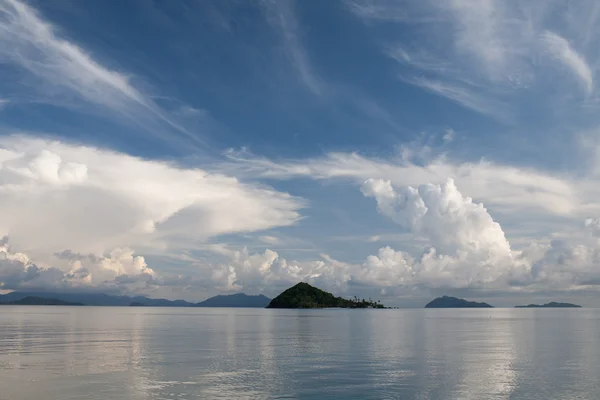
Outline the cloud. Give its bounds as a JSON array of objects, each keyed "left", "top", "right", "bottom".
[
  {"left": 443, "top": 129, "right": 455, "bottom": 143},
  {"left": 259, "top": 235, "right": 280, "bottom": 245},
  {"left": 355, "top": 179, "right": 600, "bottom": 292},
  {"left": 345, "top": 0, "right": 411, "bottom": 22},
  {"left": 584, "top": 218, "right": 600, "bottom": 237},
  {"left": 0, "top": 236, "right": 154, "bottom": 291},
  {"left": 354, "top": 1, "right": 600, "bottom": 124},
  {"left": 3, "top": 174, "right": 600, "bottom": 297},
  {"left": 0, "top": 0, "right": 202, "bottom": 148},
  {"left": 209, "top": 247, "right": 352, "bottom": 293},
  {"left": 444, "top": 0, "right": 524, "bottom": 81},
  {"left": 402, "top": 76, "right": 514, "bottom": 122},
  {"left": 204, "top": 183, "right": 600, "bottom": 294},
  {"left": 360, "top": 178, "right": 520, "bottom": 287},
  {"left": 541, "top": 31, "right": 594, "bottom": 95},
  {"left": 261, "top": 0, "right": 322, "bottom": 95},
  {"left": 222, "top": 149, "right": 577, "bottom": 220},
  {"left": 0, "top": 135, "right": 304, "bottom": 258}
]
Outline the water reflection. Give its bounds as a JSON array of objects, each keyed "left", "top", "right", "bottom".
[{"left": 1, "top": 306, "right": 599, "bottom": 399}]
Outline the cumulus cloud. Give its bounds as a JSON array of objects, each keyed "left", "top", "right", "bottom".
[
  {"left": 360, "top": 178, "right": 521, "bottom": 287},
  {"left": 0, "top": 136, "right": 303, "bottom": 258},
  {"left": 0, "top": 235, "right": 164, "bottom": 293},
  {"left": 584, "top": 218, "right": 600, "bottom": 237},
  {"left": 208, "top": 247, "right": 352, "bottom": 293},
  {"left": 357, "top": 179, "right": 600, "bottom": 292},
  {"left": 202, "top": 179, "right": 526, "bottom": 292}
]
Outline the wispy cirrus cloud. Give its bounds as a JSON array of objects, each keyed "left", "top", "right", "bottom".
[
  {"left": 541, "top": 31, "right": 594, "bottom": 96},
  {"left": 261, "top": 0, "right": 323, "bottom": 96},
  {"left": 260, "top": 0, "right": 404, "bottom": 133},
  {"left": 345, "top": 0, "right": 411, "bottom": 23},
  {"left": 0, "top": 0, "right": 204, "bottom": 149},
  {"left": 348, "top": 0, "right": 599, "bottom": 121},
  {"left": 402, "top": 76, "right": 514, "bottom": 123}
]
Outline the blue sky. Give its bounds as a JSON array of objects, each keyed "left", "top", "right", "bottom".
[{"left": 2, "top": 0, "right": 600, "bottom": 306}]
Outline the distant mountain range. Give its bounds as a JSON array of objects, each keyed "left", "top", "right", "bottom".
[
  {"left": 0, "top": 291, "right": 270, "bottom": 307},
  {"left": 0, "top": 296, "right": 83, "bottom": 306},
  {"left": 425, "top": 296, "right": 493, "bottom": 308},
  {"left": 0, "top": 291, "right": 584, "bottom": 309},
  {"left": 515, "top": 302, "right": 581, "bottom": 308},
  {"left": 194, "top": 293, "right": 271, "bottom": 307},
  {"left": 0, "top": 291, "right": 193, "bottom": 307}
]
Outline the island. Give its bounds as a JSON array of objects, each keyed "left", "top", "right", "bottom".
[
  {"left": 194, "top": 293, "right": 271, "bottom": 308},
  {"left": 0, "top": 296, "right": 84, "bottom": 306},
  {"left": 425, "top": 295, "right": 493, "bottom": 308},
  {"left": 515, "top": 302, "right": 581, "bottom": 308},
  {"left": 266, "top": 282, "right": 386, "bottom": 309}
]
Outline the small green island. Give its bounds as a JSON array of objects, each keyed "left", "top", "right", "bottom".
[
  {"left": 266, "top": 282, "right": 387, "bottom": 309},
  {"left": 515, "top": 302, "right": 581, "bottom": 308},
  {"left": 425, "top": 295, "right": 493, "bottom": 308}
]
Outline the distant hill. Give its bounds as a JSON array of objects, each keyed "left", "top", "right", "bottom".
[
  {"left": 0, "top": 292, "right": 193, "bottom": 307},
  {"left": 194, "top": 293, "right": 271, "bottom": 307},
  {"left": 425, "top": 296, "right": 493, "bottom": 308},
  {"left": 0, "top": 296, "right": 83, "bottom": 306},
  {"left": 515, "top": 302, "right": 581, "bottom": 308},
  {"left": 267, "top": 282, "right": 386, "bottom": 309},
  {"left": 129, "top": 302, "right": 148, "bottom": 307}
]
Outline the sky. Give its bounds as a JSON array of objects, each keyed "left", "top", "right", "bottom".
[{"left": 2, "top": 0, "right": 600, "bottom": 306}]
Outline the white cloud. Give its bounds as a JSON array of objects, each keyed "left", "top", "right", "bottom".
[
  {"left": 0, "top": 238, "right": 152, "bottom": 291},
  {"left": 0, "top": 135, "right": 304, "bottom": 258},
  {"left": 209, "top": 247, "right": 352, "bottom": 293},
  {"left": 259, "top": 235, "right": 280, "bottom": 245},
  {"left": 3, "top": 169, "right": 600, "bottom": 297},
  {"left": 345, "top": 0, "right": 411, "bottom": 22},
  {"left": 584, "top": 218, "right": 600, "bottom": 237},
  {"left": 541, "top": 31, "right": 594, "bottom": 95},
  {"left": 204, "top": 182, "right": 600, "bottom": 294},
  {"left": 360, "top": 178, "right": 520, "bottom": 287},
  {"left": 442, "top": 129, "right": 455, "bottom": 143},
  {"left": 357, "top": 1, "right": 600, "bottom": 122},
  {"left": 262, "top": 0, "right": 323, "bottom": 95},
  {"left": 222, "top": 150, "right": 577, "bottom": 220},
  {"left": 444, "top": 0, "right": 526, "bottom": 81},
  {"left": 402, "top": 76, "right": 514, "bottom": 122},
  {"left": 0, "top": 0, "right": 201, "bottom": 147}
]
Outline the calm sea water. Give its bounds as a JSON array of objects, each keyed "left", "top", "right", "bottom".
[{"left": 1, "top": 307, "right": 599, "bottom": 399}]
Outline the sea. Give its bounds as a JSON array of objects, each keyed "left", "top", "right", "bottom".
[{"left": 1, "top": 307, "right": 599, "bottom": 399}]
